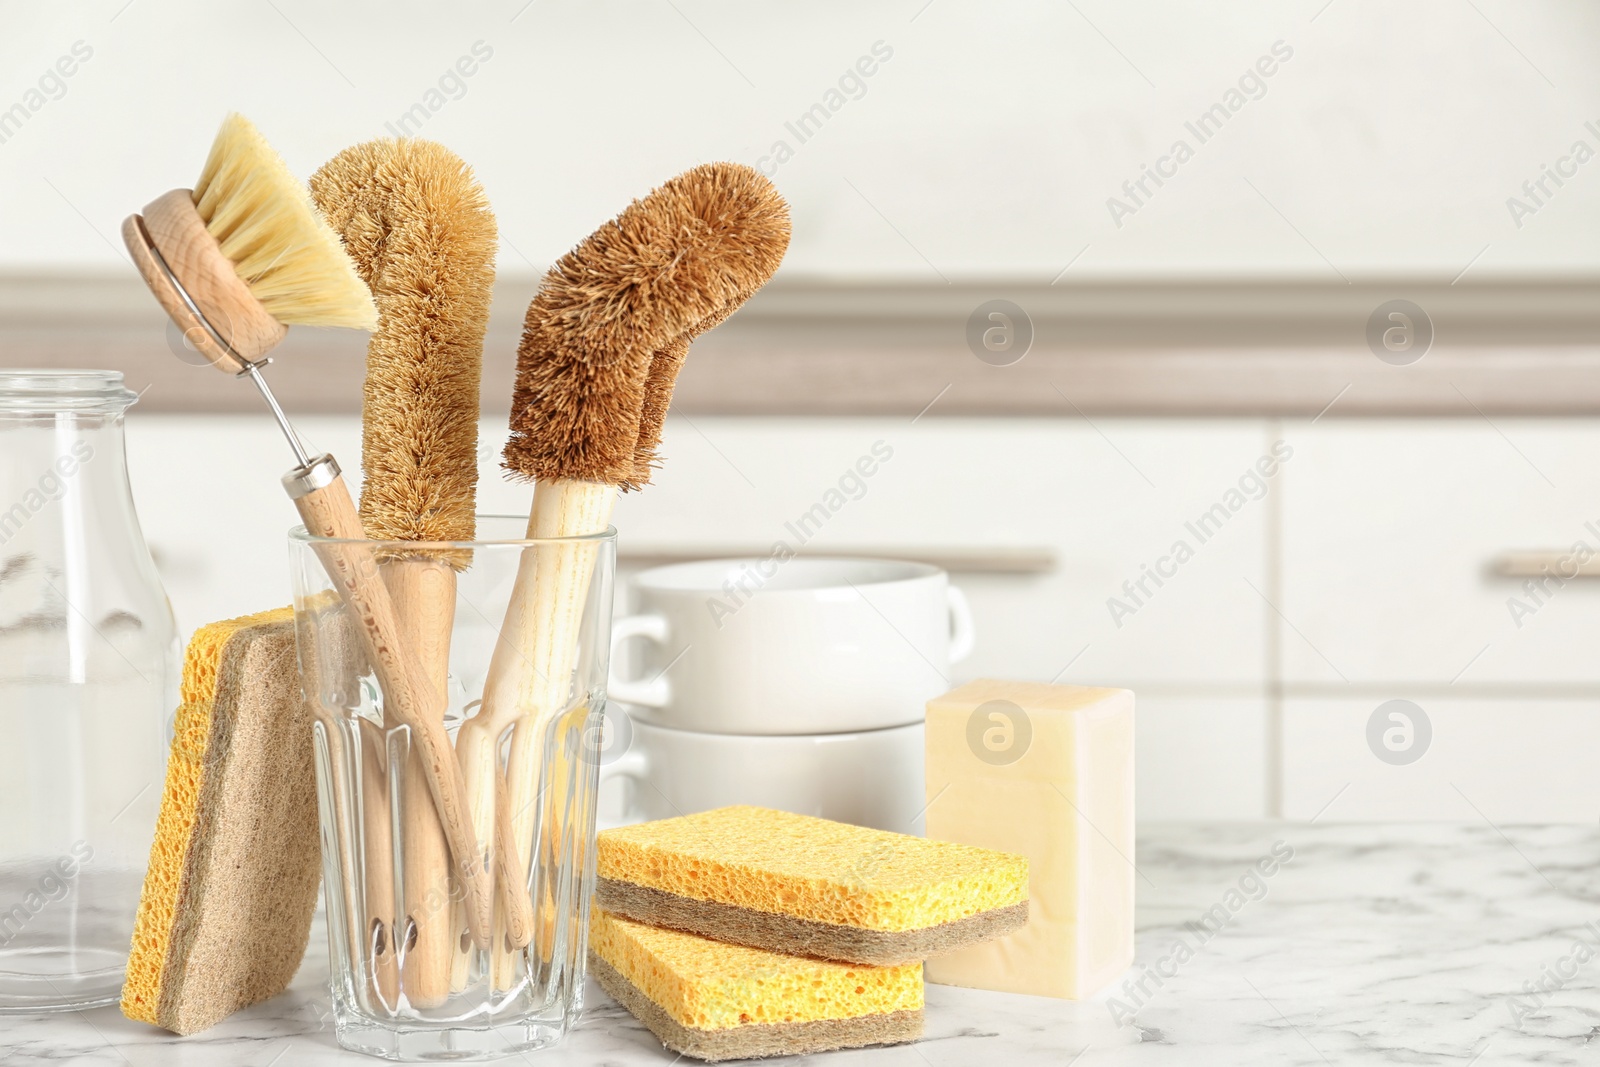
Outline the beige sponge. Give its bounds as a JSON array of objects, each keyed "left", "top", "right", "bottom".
[
  {"left": 590, "top": 908, "right": 923, "bottom": 1062},
  {"left": 121, "top": 608, "right": 321, "bottom": 1035},
  {"left": 595, "top": 805, "right": 1029, "bottom": 966}
]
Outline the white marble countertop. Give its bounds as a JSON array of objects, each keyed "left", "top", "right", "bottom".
[{"left": 10, "top": 822, "right": 1600, "bottom": 1065}]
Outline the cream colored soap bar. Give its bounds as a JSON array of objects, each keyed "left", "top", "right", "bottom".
[{"left": 924, "top": 679, "right": 1134, "bottom": 1000}]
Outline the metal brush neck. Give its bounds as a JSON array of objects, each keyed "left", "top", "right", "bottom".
[{"left": 238, "top": 359, "right": 312, "bottom": 468}]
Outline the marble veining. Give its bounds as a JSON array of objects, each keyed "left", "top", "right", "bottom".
[{"left": 7, "top": 822, "right": 1600, "bottom": 1065}]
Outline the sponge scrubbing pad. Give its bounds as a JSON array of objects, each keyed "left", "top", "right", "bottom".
[
  {"left": 595, "top": 806, "right": 1029, "bottom": 966},
  {"left": 589, "top": 908, "right": 923, "bottom": 1062},
  {"left": 121, "top": 608, "right": 321, "bottom": 1035}
]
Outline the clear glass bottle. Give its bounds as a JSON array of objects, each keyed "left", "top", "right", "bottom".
[{"left": 0, "top": 370, "right": 176, "bottom": 1012}]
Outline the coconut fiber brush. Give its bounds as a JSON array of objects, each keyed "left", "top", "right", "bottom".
[
  {"left": 121, "top": 114, "right": 494, "bottom": 953},
  {"left": 455, "top": 162, "right": 790, "bottom": 985},
  {"left": 310, "top": 137, "right": 520, "bottom": 1005}
]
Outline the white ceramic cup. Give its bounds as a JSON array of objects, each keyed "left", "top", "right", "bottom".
[
  {"left": 597, "top": 716, "right": 926, "bottom": 834},
  {"left": 608, "top": 557, "right": 974, "bottom": 735}
]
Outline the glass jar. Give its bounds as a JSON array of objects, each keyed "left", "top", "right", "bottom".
[{"left": 0, "top": 370, "right": 176, "bottom": 1012}]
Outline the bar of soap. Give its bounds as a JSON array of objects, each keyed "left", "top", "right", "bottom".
[
  {"left": 924, "top": 679, "right": 1134, "bottom": 1000},
  {"left": 589, "top": 908, "right": 923, "bottom": 1062},
  {"left": 595, "top": 805, "right": 1028, "bottom": 965}
]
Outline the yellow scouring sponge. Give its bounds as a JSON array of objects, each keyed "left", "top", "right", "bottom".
[
  {"left": 120, "top": 607, "right": 321, "bottom": 1035},
  {"left": 589, "top": 908, "right": 923, "bottom": 1062},
  {"left": 595, "top": 805, "right": 1029, "bottom": 966}
]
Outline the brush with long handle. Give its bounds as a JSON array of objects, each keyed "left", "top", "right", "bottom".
[
  {"left": 453, "top": 163, "right": 790, "bottom": 986},
  {"left": 121, "top": 114, "right": 494, "bottom": 960},
  {"left": 506, "top": 327, "right": 750, "bottom": 989},
  {"left": 310, "top": 139, "right": 496, "bottom": 1006}
]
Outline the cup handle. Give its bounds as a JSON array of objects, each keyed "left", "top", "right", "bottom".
[
  {"left": 946, "top": 585, "right": 975, "bottom": 665},
  {"left": 598, "top": 746, "right": 649, "bottom": 786},
  {"left": 608, "top": 614, "right": 672, "bottom": 707},
  {"left": 597, "top": 747, "right": 651, "bottom": 826}
]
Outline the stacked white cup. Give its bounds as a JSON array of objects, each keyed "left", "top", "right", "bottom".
[{"left": 601, "top": 558, "right": 974, "bottom": 833}]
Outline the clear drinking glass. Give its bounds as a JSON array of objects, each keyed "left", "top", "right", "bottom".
[
  {"left": 289, "top": 516, "right": 615, "bottom": 1061},
  {"left": 0, "top": 370, "right": 177, "bottom": 1012}
]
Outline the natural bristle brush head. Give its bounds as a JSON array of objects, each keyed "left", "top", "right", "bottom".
[
  {"left": 194, "top": 115, "right": 378, "bottom": 331},
  {"left": 122, "top": 113, "right": 376, "bottom": 373},
  {"left": 628, "top": 337, "right": 690, "bottom": 488},
  {"left": 503, "top": 162, "right": 790, "bottom": 489},
  {"left": 309, "top": 139, "right": 496, "bottom": 552},
  {"left": 629, "top": 293, "right": 753, "bottom": 487}
]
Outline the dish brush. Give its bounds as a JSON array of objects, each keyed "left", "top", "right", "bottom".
[
  {"left": 120, "top": 113, "right": 493, "bottom": 951},
  {"left": 310, "top": 137, "right": 523, "bottom": 1004},
  {"left": 455, "top": 162, "right": 790, "bottom": 984}
]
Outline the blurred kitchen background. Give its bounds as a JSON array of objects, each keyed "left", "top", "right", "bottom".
[{"left": 4, "top": 1, "right": 1600, "bottom": 822}]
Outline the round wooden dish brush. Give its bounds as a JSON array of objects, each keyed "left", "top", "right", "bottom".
[
  {"left": 456, "top": 162, "right": 790, "bottom": 986},
  {"left": 120, "top": 114, "right": 495, "bottom": 958}
]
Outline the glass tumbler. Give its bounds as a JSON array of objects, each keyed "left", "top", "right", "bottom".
[
  {"left": 0, "top": 370, "right": 177, "bottom": 1012},
  {"left": 289, "top": 516, "right": 615, "bottom": 1061}
]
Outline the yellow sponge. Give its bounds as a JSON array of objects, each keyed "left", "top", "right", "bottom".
[
  {"left": 596, "top": 806, "right": 1028, "bottom": 965},
  {"left": 121, "top": 608, "right": 321, "bottom": 1035},
  {"left": 589, "top": 908, "right": 922, "bottom": 1061}
]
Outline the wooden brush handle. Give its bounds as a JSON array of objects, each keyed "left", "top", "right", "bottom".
[
  {"left": 495, "top": 765, "right": 536, "bottom": 950},
  {"left": 454, "top": 478, "right": 613, "bottom": 987},
  {"left": 357, "top": 718, "right": 399, "bottom": 1010},
  {"left": 485, "top": 478, "right": 616, "bottom": 989},
  {"left": 288, "top": 459, "right": 492, "bottom": 950},
  {"left": 383, "top": 561, "right": 530, "bottom": 995},
  {"left": 449, "top": 710, "right": 501, "bottom": 989},
  {"left": 441, "top": 714, "right": 538, "bottom": 980},
  {"left": 382, "top": 558, "right": 456, "bottom": 1008}
]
